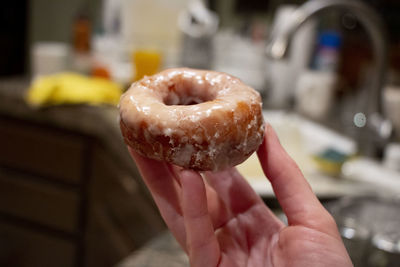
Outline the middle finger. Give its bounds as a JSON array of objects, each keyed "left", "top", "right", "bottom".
[{"left": 170, "top": 165, "right": 231, "bottom": 229}]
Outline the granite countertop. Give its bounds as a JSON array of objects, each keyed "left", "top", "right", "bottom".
[{"left": 117, "top": 231, "right": 188, "bottom": 267}]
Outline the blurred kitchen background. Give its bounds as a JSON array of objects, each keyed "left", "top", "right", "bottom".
[{"left": 1, "top": 0, "right": 400, "bottom": 266}]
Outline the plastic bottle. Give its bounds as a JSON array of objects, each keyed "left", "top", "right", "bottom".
[{"left": 313, "top": 31, "right": 342, "bottom": 72}]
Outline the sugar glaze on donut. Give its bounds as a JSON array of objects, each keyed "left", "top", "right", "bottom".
[{"left": 119, "top": 68, "right": 264, "bottom": 171}]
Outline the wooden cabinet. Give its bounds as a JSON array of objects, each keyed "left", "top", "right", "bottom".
[
  {"left": 0, "top": 115, "right": 164, "bottom": 267},
  {"left": 0, "top": 220, "right": 76, "bottom": 267},
  {"left": 0, "top": 169, "right": 79, "bottom": 232},
  {"left": 0, "top": 117, "right": 85, "bottom": 184}
]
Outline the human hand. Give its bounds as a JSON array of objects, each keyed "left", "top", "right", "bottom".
[{"left": 128, "top": 123, "right": 353, "bottom": 267}]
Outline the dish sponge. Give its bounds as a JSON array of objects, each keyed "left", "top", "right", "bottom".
[{"left": 313, "top": 148, "right": 351, "bottom": 177}]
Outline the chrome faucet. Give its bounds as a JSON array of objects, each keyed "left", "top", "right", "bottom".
[{"left": 266, "top": 0, "right": 392, "bottom": 156}]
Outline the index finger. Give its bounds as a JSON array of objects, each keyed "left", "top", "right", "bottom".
[
  {"left": 128, "top": 148, "right": 187, "bottom": 248},
  {"left": 257, "top": 124, "right": 340, "bottom": 238}
]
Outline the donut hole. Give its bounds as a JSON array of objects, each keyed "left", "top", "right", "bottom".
[{"left": 163, "top": 85, "right": 217, "bottom": 106}]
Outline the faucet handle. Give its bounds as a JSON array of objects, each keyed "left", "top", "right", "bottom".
[{"left": 368, "top": 112, "right": 393, "bottom": 141}]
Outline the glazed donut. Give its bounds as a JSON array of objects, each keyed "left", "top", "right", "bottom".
[{"left": 119, "top": 68, "right": 264, "bottom": 171}]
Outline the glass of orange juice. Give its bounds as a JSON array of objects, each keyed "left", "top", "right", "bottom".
[{"left": 132, "top": 49, "right": 162, "bottom": 81}]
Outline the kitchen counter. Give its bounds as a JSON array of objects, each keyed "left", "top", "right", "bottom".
[{"left": 117, "top": 231, "right": 188, "bottom": 267}]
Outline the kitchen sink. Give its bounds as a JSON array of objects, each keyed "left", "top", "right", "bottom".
[{"left": 237, "top": 110, "right": 400, "bottom": 198}]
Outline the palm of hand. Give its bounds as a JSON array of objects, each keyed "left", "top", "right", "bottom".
[
  {"left": 130, "top": 125, "right": 352, "bottom": 267},
  {"left": 201, "top": 170, "right": 350, "bottom": 267},
  {"left": 213, "top": 204, "right": 349, "bottom": 267}
]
